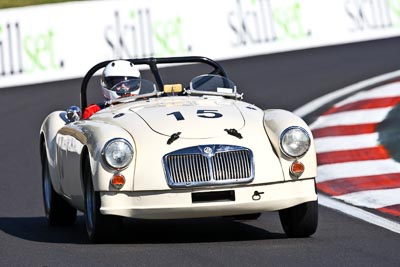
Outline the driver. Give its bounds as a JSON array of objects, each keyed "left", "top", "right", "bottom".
[{"left": 83, "top": 60, "right": 141, "bottom": 119}]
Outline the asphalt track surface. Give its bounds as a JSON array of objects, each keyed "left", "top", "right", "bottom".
[{"left": 1, "top": 37, "right": 400, "bottom": 266}]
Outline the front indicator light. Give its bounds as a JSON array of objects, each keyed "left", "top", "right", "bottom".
[
  {"left": 290, "top": 161, "right": 304, "bottom": 177},
  {"left": 111, "top": 173, "right": 125, "bottom": 189}
]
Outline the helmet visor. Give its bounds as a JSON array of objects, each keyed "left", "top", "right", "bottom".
[
  {"left": 111, "top": 78, "right": 141, "bottom": 96},
  {"left": 103, "top": 76, "right": 138, "bottom": 89}
]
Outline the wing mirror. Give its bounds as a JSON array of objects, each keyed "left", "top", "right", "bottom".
[{"left": 66, "top": 106, "right": 82, "bottom": 122}]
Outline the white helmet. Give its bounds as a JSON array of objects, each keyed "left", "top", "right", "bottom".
[{"left": 101, "top": 60, "right": 141, "bottom": 100}]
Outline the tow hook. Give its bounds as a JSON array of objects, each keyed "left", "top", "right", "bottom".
[{"left": 252, "top": 191, "right": 264, "bottom": 201}]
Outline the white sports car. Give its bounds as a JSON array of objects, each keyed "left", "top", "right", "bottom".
[{"left": 40, "top": 56, "right": 318, "bottom": 242}]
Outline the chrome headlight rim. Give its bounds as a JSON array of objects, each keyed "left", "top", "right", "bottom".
[
  {"left": 279, "top": 126, "right": 311, "bottom": 158},
  {"left": 102, "top": 138, "right": 134, "bottom": 170}
]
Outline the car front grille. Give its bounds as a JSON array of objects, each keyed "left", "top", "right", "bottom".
[{"left": 163, "top": 145, "right": 254, "bottom": 188}]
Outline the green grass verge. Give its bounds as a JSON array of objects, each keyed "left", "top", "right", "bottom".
[{"left": 0, "top": 0, "right": 79, "bottom": 9}]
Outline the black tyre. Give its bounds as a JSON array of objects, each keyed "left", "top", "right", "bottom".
[
  {"left": 279, "top": 200, "right": 318, "bottom": 238},
  {"left": 42, "top": 142, "right": 77, "bottom": 226},
  {"left": 83, "top": 160, "right": 122, "bottom": 243}
]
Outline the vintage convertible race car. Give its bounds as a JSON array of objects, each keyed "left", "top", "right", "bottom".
[{"left": 40, "top": 56, "right": 318, "bottom": 242}]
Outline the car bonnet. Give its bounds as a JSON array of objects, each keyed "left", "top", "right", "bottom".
[{"left": 128, "top": 97, "right": 245, "bottom": 138}]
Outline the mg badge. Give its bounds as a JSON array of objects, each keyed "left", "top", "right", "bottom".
[{"left": 204, "top": 147, "right": 213, "bottom": 154}]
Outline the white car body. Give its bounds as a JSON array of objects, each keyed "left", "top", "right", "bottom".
[{"left": 40, "top": 57, "right": 318, "bottom": 242}]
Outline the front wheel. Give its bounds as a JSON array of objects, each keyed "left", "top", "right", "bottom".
[
  {"left": 279, "top": 200, "right": 318, "bottom": 238},
  {"left": 42, "top": 142, "right": 76, "bottom": 226},
  {"left": 84, "top": 160, "right": 122, "bottom": 243}
]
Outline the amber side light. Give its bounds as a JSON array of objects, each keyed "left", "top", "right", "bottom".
[
  {"left": 111, "top": 174, "right": 125, "bottom": 189},
  {"left": 290, "top": 161, "right": 304, "bottom": 177}
]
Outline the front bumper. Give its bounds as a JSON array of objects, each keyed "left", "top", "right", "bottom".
[{"left": 100, "top": 178, "right": 317, "bottom": 219}]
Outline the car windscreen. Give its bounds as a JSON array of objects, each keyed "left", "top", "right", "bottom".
[
  {"left": 111, "top": 78, "right": 157, "bottom": 96},
  {"left": 189, "top": 74, "right": 237, "bottom": 96}
]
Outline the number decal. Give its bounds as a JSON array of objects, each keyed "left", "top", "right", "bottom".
[
  {"left": 197, "top": 110, "right": 223, "bottom": 119},
  {"left": 167, "top": 112, "right": 185, "bottom": 121},
  {"left": 167, "top": 110, "right": 223, "bottom": 121}
]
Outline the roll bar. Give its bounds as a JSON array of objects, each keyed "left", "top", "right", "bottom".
[{"left": 80, "top": 56, "right": 228, "bottom": 110}]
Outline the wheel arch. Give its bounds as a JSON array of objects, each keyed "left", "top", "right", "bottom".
[
  {"left": 75, "top": 122, "right": 136, "bottom": 192},
  {"left": 263, "top": 109, "right": 317, "bottom": 180}
]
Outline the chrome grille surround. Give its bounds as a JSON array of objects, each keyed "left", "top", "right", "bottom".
[{"left": 163, "top": 145, "right": 254, "bottom": 188}]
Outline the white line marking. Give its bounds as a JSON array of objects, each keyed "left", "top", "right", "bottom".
[
  {"left": 319, "top": 194, "right": 400, "bottom": 234},
  {"left": 294, "top": 70, "right": 400, "bottom": 117},
  {"left": 333, "top": 82, "right": 400, "bottom": 107},
  {"left": 317, "top": 159, "right": 400, "bottom": 182},
  {"left": 314, "top": 133, "right": 379, "bottom": 153},
  {"left": 334, "top": 188, "right": 400, "bottom": 209},
  {"left": 310, "top": 107, "right": 391, "bottom": 130}
]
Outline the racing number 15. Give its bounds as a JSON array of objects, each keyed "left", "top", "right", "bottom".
[{"left": 167, "top": 110, "right": 223, "bottom": 121}]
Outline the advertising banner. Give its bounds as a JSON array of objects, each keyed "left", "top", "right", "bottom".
[{"left": 0, "top": 0, "right": 399, "bottom": 88}]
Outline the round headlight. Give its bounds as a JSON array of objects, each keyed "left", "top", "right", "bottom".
[
  {"left": 280, "top": 127, "right": 310, "bottom": 158},
  {"left": 103, "top": 139, "right": 133, "bottom": 169}
]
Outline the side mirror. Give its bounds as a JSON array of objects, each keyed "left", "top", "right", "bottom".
[{"left": 66, "top": 106, "right": 82, "bottom": 122}]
